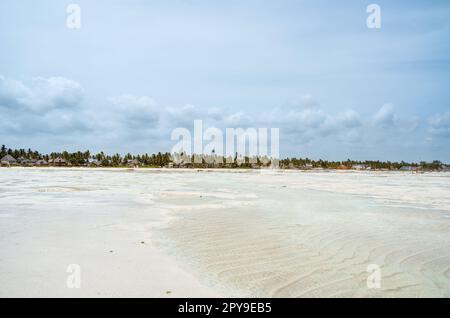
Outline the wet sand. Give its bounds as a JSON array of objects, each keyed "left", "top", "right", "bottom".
[{"left": 1, "top": 168, "right": 449, "bottom": 297}]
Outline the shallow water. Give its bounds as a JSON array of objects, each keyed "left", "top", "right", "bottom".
[{"left": 1, "top": 168, "right": 449, "bottom": 297}]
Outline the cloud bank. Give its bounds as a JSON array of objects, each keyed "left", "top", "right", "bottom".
[{"left": 0, "top": 75, "right": 448, "bottom": 161}]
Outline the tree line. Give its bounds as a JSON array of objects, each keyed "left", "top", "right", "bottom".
[
  {"left": 0, "top": 145, "right": 171, "bottom": 167},
  {"left": 1, "top": 144, "right": 447, "bottom": 170},
  {"left": 279, "top": 157, "right": 445, "bottom": 171}
]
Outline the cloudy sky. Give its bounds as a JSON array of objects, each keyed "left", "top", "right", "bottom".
[{"left": 1, "top": 0, "right": 449, "bottom": 161}]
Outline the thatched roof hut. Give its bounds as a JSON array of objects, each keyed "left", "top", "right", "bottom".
[
  {"left": 18, "top": 157, "right": 33, "bottom": 166},
  {"left": 127, "top": 159, "right": 140, "bottom": 167},
  {"left": 1, "top": 155, "right": 17, "bottom": 166},
  {"left": 52, "top": 157, "right": 67, "bottom": 166},
  {"left": 34, "top": 160, "right": 48, "bottom": 166}
]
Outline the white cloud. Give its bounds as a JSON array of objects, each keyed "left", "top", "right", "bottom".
[
  {"left": 207, "top": 107, "right": 224, "bottom": 121},
  {"left": 429, "top": 112, "right": 450, "bottom": 137},
  {"left": 0, "top": 75, "right": 87, "bottom": 137},
  {"left": 0, "top": 76, "right": 30, "bottom": 107},
  {"left": 0, "top": 75, "right": 83, "bottom": 113},
  {"left": 338, "top": 110, "right": 362, "bottom": 129},
  {"left": 373, "top": 103, "right": 395, "bottom": 127},
  {"left": 372, "top": 103, "right": 419, "bottom": 133},
  {"left": 262, "top": 96, "right": 363, "bottom": 143},
  {"left": 108, "top": 94, "right": 160, "bottom": 127},
  {"left": 0, "top": 76, "right": 442, "bottom": 159}
]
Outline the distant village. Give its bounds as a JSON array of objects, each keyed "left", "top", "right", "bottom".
[{"left": 0, "top": 145, "right": 449, "bottom": 172}]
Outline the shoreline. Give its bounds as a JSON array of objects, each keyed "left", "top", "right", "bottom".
[{"left": 1, "top": 166, "right": 449, "bottom": 174}]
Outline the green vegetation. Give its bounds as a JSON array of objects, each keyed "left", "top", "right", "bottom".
[{"left": 0, "top": 144, "right": 448, "bottom": 171}]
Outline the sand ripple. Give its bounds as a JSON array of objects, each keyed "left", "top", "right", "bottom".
[{"left": 156, "top": 172, "right": 450, "bottom": 298}]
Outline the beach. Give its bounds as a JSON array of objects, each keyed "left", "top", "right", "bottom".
[{"left": 0, "top": 168, "right": 449, "bottom": 297}]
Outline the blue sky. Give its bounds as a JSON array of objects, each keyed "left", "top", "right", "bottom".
[{"left": 0, "top": 0, "right": 449, "bottom": 161}]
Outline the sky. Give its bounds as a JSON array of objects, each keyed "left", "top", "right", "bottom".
[{"left": 0, "top": 0, "right": 449, "bottom": 162}]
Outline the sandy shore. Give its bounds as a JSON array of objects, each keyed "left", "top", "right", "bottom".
[
  {"left": 0, "top": 168, "right": 449, "bottom": 297},
  {"left": 0, "top": 168, "right": 218, "bottom": 297}
]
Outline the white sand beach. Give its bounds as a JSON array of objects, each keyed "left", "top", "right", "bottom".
[{"left": 0, "top": 168, "right": 449, "bottom": 297}]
